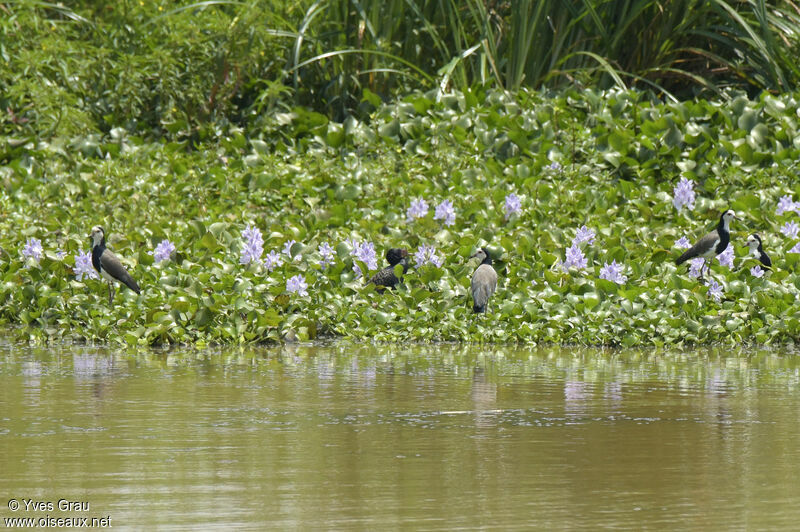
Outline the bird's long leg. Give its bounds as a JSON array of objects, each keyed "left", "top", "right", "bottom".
[{"left": 107, "top": 282, "right": 115, "bottom": 305}]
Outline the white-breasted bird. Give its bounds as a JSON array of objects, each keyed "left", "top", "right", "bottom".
[
  {"left": 675, "top": 209, "right": 736, "bottom": 279},
  {"left": 470, "top": 248, "right": 497, "bottom": 313},
  {"left": 746, "top": 233, "right": 772, "bottom": 268},
  {"left": 90, "top": 226, "right": 140, "bottom": 304}
]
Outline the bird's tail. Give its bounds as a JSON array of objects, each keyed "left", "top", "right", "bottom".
[{"left": 675, "top": 251, "right": 691, "bottom": 266}]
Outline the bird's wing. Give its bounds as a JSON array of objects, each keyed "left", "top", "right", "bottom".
[
  {"left": 100, "top": 250, "right": 140, "bottom": 293},
  {"left": 676, "top": 231, "right": 719, "bottom": 264}
]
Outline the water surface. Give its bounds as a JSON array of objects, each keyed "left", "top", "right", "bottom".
[{"left": 1, "top": 343, "right": 799, "bottom": 529}]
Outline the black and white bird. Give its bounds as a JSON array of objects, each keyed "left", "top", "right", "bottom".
[
  {"left": 746, "top": 233, "right": 772, "bottom": 268},
  {"left": 470, "top": 248, "right": 497, "bottom": 313},
  {"left": 90, "top": 226, "right": 140, "bottom": 304},
  {"left": 675, "top": 209, "right": 736, "bottom": 279},
  {"left": 368, "top": 248, "right": 409, "bottom": 291}
]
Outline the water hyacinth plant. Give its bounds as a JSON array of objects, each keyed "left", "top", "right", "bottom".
[
  {"left": 240, "top": 225, "right": 263, "bottom": 265},
  {"left": 22, "top": 238, "right": 43, "bottom": 264},
  {"left": 7, "top": 84, "right": 800, "bottom": 347},
  {"left": 263, "top": 250, "right": 283, "bottom": 272},
  {"left": 286, "top": 275, "right": 308, "bottom": 297},
  {"left": 504, "top": 193, "right": 521, "bottom": 220},
  {"left": 562, "top": 243, "right": 588, "bottom": 272},
  {"left": 688, "top": 258, "right": 706, "bottom": 278},
  {"left": 598, "top": 260, "right": 627, "bottom": 285},
  {"left": 73, "top": 251, "right": 98, "bottom": 281},
  {"left": 574, "top": 226, "right": 596, "bottom": 245},
  {"left": 151, "top": 240, "right": 176, "bottom": 264},
  {"left": 706, "top": 279, "right": 723, "bottom": 302},
  {"left": 406, "top": 199, "right": 428, "bottom": 222},
  {"left": 414, "top": 244, "right": 444, "bottom": 268},
  {"left": 751, "top": 266, "right": 765, "bottom": 278},
  {"left": 318, "top": 242, "right": 335, "bottom": 269},
  {"left": 350, "top": 240, "right": 378, "bottom": 278},
  {"left": 675, "top": 236, "right": 691, "bottom": 249},
  {"left": 776, "top": 195, "right": 798, "bottom": 216},
  {"left": 781, "top": 222, "right": 799, "bottom": 239},
  {"left": 717, "top": 246, "right": 734, "bottom": 269},
  {"left": 433, "top": 200, "right": 456, "bottom": 226},
  {"left": 672, "top": 177, "right": 696, "bottom": 211}
]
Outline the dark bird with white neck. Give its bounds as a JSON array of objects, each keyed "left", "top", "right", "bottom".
[
  {"left": 746, "top": 233, "right": 772, "bottom": 268},
  {"left": 90, "top": 226, "right": 140, "bottom": 304},
  {"left": 675, "top": 209, "right": 736, "bottom": 279}
]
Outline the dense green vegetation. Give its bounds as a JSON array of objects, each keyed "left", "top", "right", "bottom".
[
  {"left": 3, "top": 2, "right": 800, "bottom": 346},
  {"left": 2, "top": 86, "right": 800, "bottom": 346},
  {"left": 3, "top": 0, "right": 800, "bottom": 138}
]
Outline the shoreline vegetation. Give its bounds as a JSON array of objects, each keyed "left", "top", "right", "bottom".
[{"left": 3, "top": 2, "right": 800, "bottom": 346}]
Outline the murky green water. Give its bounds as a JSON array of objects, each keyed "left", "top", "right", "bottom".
[{"left": 1, "top": 342, "right": 800, "bottom": 530}]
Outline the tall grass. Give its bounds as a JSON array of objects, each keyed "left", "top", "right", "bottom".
[{"left": 2, "top": 0, "right": 800, "bottom": 138}]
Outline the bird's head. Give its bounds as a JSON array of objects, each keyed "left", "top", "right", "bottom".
[
  {"left": 719, "top": 209, "right": 736, "bottom": 230},
  {"left": 386, "top": 248, "right": 408, "bottom": 266},
  {"left": 90, "top": 226, "right": 106, "bottom": 247},
  {"left": 470, "top": 247, "right": 491, "bottom": 264},
  {"left": 747, "top": 233, "right": 762, "bottom": 252}
]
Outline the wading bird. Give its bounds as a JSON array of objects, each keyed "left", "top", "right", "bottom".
[
  {"left": 90, "top": 226, "right": 140, "bottom": 304},
  {"left": 746, "top": 233, "right": 772, "bottom": 268},
  {"left": 470, "top": 248, "right": 497, "bottom": 313},
  {"left": 675, "top": 209, "right": 735, "bottom": 280},
  {"left": 368, "top": 248, "right": 409, "bottom": 291}
]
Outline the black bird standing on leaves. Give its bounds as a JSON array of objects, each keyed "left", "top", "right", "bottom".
[
  {"left": 675, "top": 209, "right": 736, "bottom": 280},
  {"left": 90, "top": 226, "right": 141, "bottom": 304},
  {"left": 747, "top": 233, "right": 772, "bottom": 268},
  {"left": 470, "top": 248, "right": 497, "bottom": 313},
  {"left": 368, "top": 248, "right": 409, "bottom": 291}
]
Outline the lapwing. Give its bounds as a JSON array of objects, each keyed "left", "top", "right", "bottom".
[
  {"left": 746, "top": 233, "right": 772, "bottom": 268},
  {"left": 470, "top": 248, "right": 497, "bottom": 313},
  {"left": 368, "top": 248, "right": 409, "bottom": 291},
  {"left": 90, "top": 226, "right": 140, "bottom": 304},
  {"left": 675, "top": 209, "right": 735, "bottom": 279}
]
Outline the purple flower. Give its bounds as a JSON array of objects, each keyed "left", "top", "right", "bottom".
[
  {"left": 318, "top": 242, "right": 335, "bottom": 268},
  {"left": 504, "top": 193, "right": 521, "bottom": 220},
  {"left": 688, "top": 257, "right": 705, "bottom": 278},
  {"left": 782, "top": 221, "right": 799, "bottom": 239},
  {"left": 750, "top": 265, "right": 765, "bottom": 278},
  {"left": 548, "top": 161, "right": 562, "bottom": 172},
  {"left": 706, "top": 279, "right": 723, "bottom": 302},
  {"left": 74, "top": 250, "right": 98, "bottom": 281},
  {"left": 433, "top": 199, "right": 456, "bottom": 226},
  {"left": 406, "top": 198, "right": 429, "bottom": 222},
  {"left": 598, "top": 260, "right": 628, "bottom": 284},
  {"left": 263, "top": 250, "right": 283, "bottom": 272},
  {"left": 790, "top": 242, "right": 800, "bottom": 254},
  {"left": 562, "top": 243, "right": 587, "bottom": 271},
  {"left": 283, "top": 239, "right": 297, "bottom": 258},
  {"left": 21, "top": 238, "right": 43, "bottom": 264},
  {"left": 675, "top": 236, "right": 691, "bottom": 249},
  {"left": 286, "top": 274, "right": 308, "bottom": 296},
  {"left": 351, "top": 240, "right": 378, "bottom": 278},
  {"left": 776, "top": 195, "right": 798, "bottom": 216},
  {"left": 240, "top": 225, "right": 263, "bottom": 265},
  {"left": 150, "top": 239, "right": 175, "bottom": 264},
  {"left": 574, "top": 225, "right": 595, "bottom": 245},
  {"left": 55, "top": 250, "right": 66, "bottom": 260},
  {"left": 414, "top": 244, "right": 444, "bottom": 268},
  {"left": 672, "top": 177, "right": 696, "bottom": 211},
  {"left": 717, "top": 245, "right": 734, "bottom": 269}
]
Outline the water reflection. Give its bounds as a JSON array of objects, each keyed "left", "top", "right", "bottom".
[{"left": 0, "top": 342, "right": 799, "bottom": 529}]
